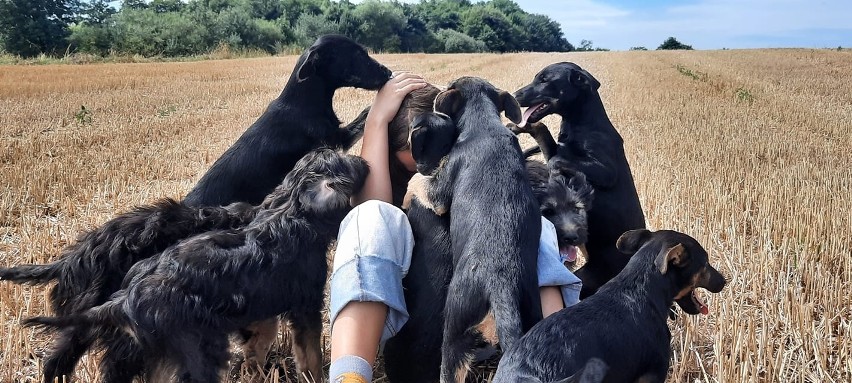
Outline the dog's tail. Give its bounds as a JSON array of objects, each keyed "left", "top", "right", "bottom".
[
  {"left": 523, "top": 145, "right": 542, "bottom": 158},
  {"left": 22, "top": 299, "right": 125, "bottom": 332},
  {"left": 0, "top": 263, "right": 62, "bottom": 285},
  {"left": 545, "top": 358, "right": 608, "bottom": 383}
]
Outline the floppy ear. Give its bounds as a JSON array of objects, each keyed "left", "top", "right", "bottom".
[
  {"left": 615, "top": 229, "right": 652, "bottom": 254},
  {"left": 434, "top": 89, "right": 461, "bottom": 117},
  {"left": 570, "top": 69, "right": 601, "bottom": 90},
  {"left": 655, "top": 243, "right": 688, "bottom": 274},
  {"left": 296, "top": 47, "right": 319, "bottom": 82},
  {"left": 499, "top": 91, "right": 523, "bottom": 124}
]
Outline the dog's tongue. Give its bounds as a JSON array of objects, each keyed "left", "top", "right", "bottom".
[
  {"left": 693, "top": 291, "right": 709, "bottom": 315},
  {"left": 560, "top": 245, "right": 578, "bottom": 263},
  {"left": 518, "top": 103, "right": 544, "bottom": 128}
]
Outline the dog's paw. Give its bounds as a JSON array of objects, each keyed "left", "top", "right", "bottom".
[{"left": 405, "top": 174, "right": 434, "bottom": 210}]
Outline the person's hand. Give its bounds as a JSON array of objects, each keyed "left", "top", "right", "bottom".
[{"left": 366, "top": 72, "right": 428, "bottom": 125}]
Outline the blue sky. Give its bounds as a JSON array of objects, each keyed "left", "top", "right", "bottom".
[{"left": 516, "top": 0, "right": 851, "bottom": 50}]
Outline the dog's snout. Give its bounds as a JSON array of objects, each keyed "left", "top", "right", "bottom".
[{"left": 703, "top": 265, "right": 726, "bottom": 293}]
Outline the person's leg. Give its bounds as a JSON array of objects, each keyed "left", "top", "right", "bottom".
[{"left": 328, "top": 200, "right": 414, "bottom": 382}]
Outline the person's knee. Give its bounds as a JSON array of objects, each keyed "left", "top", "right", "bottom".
[{"left": 334, "top": 200, "right": 414, "bottom": 273}]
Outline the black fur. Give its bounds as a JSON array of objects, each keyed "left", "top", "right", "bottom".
[
  {"left": 0, "top": 200, "right": 255, "bottom": 382},
  {"left": 183, "top": 34, "right": 390, "bottom": 207},
  {"left": 383, "top": 112, "right": 455, "bottom": 382},
  {"left": 525, "top": 157, "right": 594, "bottom": 265},
  {"left": 492, "top": 229, "right": 726, "bottom": 383},
  {"left": 24, "top": 149, "right": 370, "bottom": 383},
  {"left": 514, "top": 62, "right": 646, "bottom": 298},
  {"left": 384, "top": 107, "right": 595, "bottom": 383},
  {"left": 408, "top": 111, "right": 457, "bottom": 176},
  {"left": 417, "top": 77, "right": 542, "bottom": 383},
  {"left": 383, "top": 195, "right": 454, "bottom": 383}
]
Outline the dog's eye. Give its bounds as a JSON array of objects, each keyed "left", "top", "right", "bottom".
[{"left": 541, "top": 207, "right": 554, "bottom": 216}]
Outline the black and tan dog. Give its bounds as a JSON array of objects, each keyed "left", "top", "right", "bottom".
[
  {"left": 387, "top": 109, "right": 595, "bottom": 383},
  {"left": 408, "top": 77, "right": 542, "bottom": 383},
  {"left": 0, "top": 200, "right": 256, "bottom": 382},
  {"left": 492, "top": 229, "right": 726, "bottom": 383},
  {"left": 525, "top": 157, "right": 594, "bottom": 266},
  {"left": 183, "top": 34, "right": 390, "bottom": 207},
  {"left": 513, "top": 62, "right": 646, "bottom": 298},
  {"left": 25, "top": 149, "right": 369, "bottom": 383}
]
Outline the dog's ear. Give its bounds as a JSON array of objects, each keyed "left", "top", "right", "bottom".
[
  {"left": 616, "top": 229, "right": 652, "bottom": 254},
  {"left": 296, "top": 46, "right": 320, "bottom": 82},
  {"left": 655, "top": 243, "right": 689, "bottom": 274},
  {"left": 567, "top": 171, "right": 594, "bottom": 208},
  {"left": 498, "top": 91, "right": 523, "bottom": 124},
  {"left": 434, "top": 89, "right": 461, "bottom": 117},
  {"left": 571, "top": 69, "right": 601, "bottom": 91}
]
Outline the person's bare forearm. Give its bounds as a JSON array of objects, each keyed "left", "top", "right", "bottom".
[
  {"left": 540, "top": 286, "right": 565, "bottom": 318},
  {"left": 353, "top": 116, "right": 393, "bottom": 205}
]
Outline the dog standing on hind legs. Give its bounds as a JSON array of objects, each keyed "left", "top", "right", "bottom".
[
  {"left": 25, "top": 149, "right": 370, "bottom": 383},
  {"left": 411, "top": 77, "right": 542, "bottom": 383},
  {"left": 183, "top": 34, "right": 391, "bottom": 207},
  {"left": 513, "top": 62, "right": 646, "bottom": 298}
]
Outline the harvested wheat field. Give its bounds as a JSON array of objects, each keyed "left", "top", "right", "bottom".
[{"left": 1, "top": 49, "right": 850, "bottom": 382}]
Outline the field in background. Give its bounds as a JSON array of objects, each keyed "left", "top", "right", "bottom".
[{"left": 1, "top": 49, "right": 850, "bottom": 382}]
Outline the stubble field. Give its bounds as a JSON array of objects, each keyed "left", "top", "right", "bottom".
[{"left": 0, "top": 49, "right": 850, "bottom": 382}]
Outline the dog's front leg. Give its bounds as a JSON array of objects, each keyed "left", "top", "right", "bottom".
[
  {"left": 239, "top": 318, "right": 280, "bottom": 373},
  {"left": 426, "top": 164, "right": 456, "bottom": 216},
  {"left": 289, "top": 310, "right": 323, "bottom": 383},
  {"left": 509, "top": 122, "right": 559, "bottom": 160},
  {"left": 406, "top": 173, "right": 451, "bottom": 216}
]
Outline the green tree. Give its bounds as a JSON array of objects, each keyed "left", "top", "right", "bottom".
[
  {"left": 352, "top": 0, "right": 406, "bottom": 52},
  {"left": 630, "top": 46, "right": 648, "bottom": 51},
  {"left": 78, "top": 0, "right": 115, "bottom": 24},
  {"left": 461, "top": 5, "right": 516, "bottom": 52},
  {"left": 0, "top": 0, "right": 77, "bottom": 57},
  {"left": 521, "top": 13, "right": 572, "bottom": 51},
  {"left": 293, "top": 12, "right": 340, "bottom": 47},
  {"left": 69, "top": 0, "right": 116, "bottom": 55},
  {"left": 657, "top": 36, "right": 693, "bottom": 50},
  {"left": 435, "top": 28, "right": 485, "bottom": 53}
]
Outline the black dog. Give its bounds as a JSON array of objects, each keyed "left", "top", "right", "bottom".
[
  {"left": 0, "top": 200, "right": 256, "bottom": 382},
  {"left": 384, "top": 112, "right": 455, "bottom": 383},
  {"left": 25, "top": 149, "right": 370, "bottom": 383},
  {"left": 387, "top": 109, "right": 594, "bottom": 383},
  {"left": 525, "top": 157, "right": 594, "bottom": 266},
  {"left": 492, "top": 229, "right": 726, "bottom": 383},
  {"left": 513, "top": 62, "right": 646, "bottom": 297},
  {"left": 183, "top": 34, "right": 390, "bottom": 207},
  {"left": 411, "top": 77, "right": 542, "bottom": 383}
]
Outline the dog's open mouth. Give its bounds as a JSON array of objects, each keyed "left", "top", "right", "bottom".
[
  {"left": 560, "top": 245, "right": 578, "bottom": 263},
  {"left": 518, "top": 103, "right": 550, "bottom": 128},
  {"left": 677, "top": 289, "right": 710, "bottom": 315}
]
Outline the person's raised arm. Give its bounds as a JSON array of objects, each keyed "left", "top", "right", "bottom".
[{"left": 353, "top": 72, "right": 427, "bottom": 205}]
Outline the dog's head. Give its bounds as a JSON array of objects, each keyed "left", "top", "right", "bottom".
[
  {"left": 514, "top": 62, "right": 600, "bottom": 127},
  {"left": 408, "top": 112, "right": 457, "bottom": 176},
  {"left": 296, "top": 34, "right": 392, "bottom": 90},
  {"left": 434, "top": 76, "right": 522, "bottom": 125},
  {"left": 261, "top": 149, "right": 369, "bottom": 218},
  {"left": 616, "top": 229, "right": 726, "bottom": 315},
  {"left": 527, "top": 159, "right": 594, "bottom": 264}
]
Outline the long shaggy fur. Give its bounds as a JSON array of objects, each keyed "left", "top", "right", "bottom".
[
  {"left": 0, "top": 199, "right": 256, "bottom": 382},
  {"left": 25, "top": 149, "right": 369, "bottom": 383}
]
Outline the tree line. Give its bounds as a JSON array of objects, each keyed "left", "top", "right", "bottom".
[{"left": 0, "top": 0, "right": 578, "bottom": 58}]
